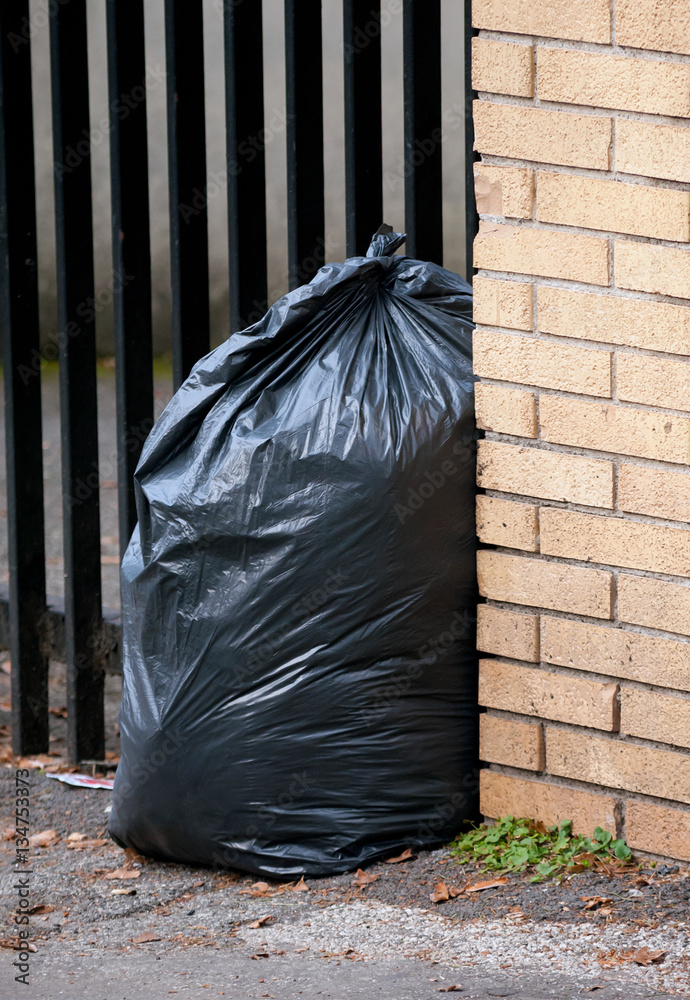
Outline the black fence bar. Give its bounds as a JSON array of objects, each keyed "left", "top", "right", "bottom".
[
  {"left": 0, "top": 3, "right": 50, "bottom": 754},
  {"left": 49, "top": 0, "right": 104, "bottom": 763},
  {"left": 343, "top": 0, "right": 383, "bottom": 257},
  {"left": 402, "top": 0, "right": 443, "bottom": 263},
  {"left": 225, "top": 0, "right": 267, "bottom": 333},
  {"left": 285, "top": 0, "right": 325, "bottom": 288},
  {"left": 106, "top": 0, "right": 154, "bottom": 558},
  {"left": 464, "top": 0, "right": 478, "bottom": 279},
  {"left": 165, "top": 0, "right": 210, "bottom": 389}
]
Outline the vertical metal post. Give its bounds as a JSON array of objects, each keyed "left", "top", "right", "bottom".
[
  {"left": 165, "top": 0, "right": 210, "bottom": 389},
  {"left": 285, "top": 0, "right": 325, "bottom": 288},
  {"left": 225, "top": 0, "right": 267, "bottom": 332},
  {"left": 464, "top": 0, "right": 478, "bottom": 279},
  {"left": 0, "top": 1, "right": 49, "bottom": 754},
  {"left": 343, "top": 0, "right": 383, "bottom": 258},
  {"left": 49, "top": 0, "right": 104, "bottom": 762},
  {"left": 402, "top": 0, "right": 443, "bottom": 263},
  {"left": 106, "top": 0, "right": 154, "bottom": 558}
]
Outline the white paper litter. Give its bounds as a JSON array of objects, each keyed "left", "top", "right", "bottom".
[{"left": 45, "top": 772, "right": 114, "bottom": 790}]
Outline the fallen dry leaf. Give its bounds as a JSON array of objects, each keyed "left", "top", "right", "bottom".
[
  {"left": 104, "top": 864, "right": 141, "bottom": 881},
  {"left": 598, "top": 947, "right": 667, "bottom": 969},
  {"left": 251, "top": 952, "right": 270, "bottom": 960},
  {"left": 464, "top": 877, "right": 508, "bottom": 893},
  {"left": 28, "top": 829, "right": 59, "bottom": 848},
  {"left": 292, "top": 877, "right": 309, "bottom": 892},
  {"left": 238, "top": 881, "right": 272, "bottom": 896},
  {"left": 632, "top": 947, "right": 667, "bottom": 966},
  {"left": 0, "top": 939, "right": 37, "bottom": 952},
  {"left": 384, "top": 847, "right": 417, "bottom": 864},
  {"left": 67, "top": 833, "right": 88, "bottom": 842},
  {"left": 124, "top": 848, "right": 146, "bottom": 865},
  {"left": 67, "top": 839, "right": 108, "bottom": 850},
  {"left": 26, "top": 904, "right": 54, "bottom": 916},
  {"left": 110, "top": 888, "right": 136, "bottom": 896},
  {"left": 352, "top": 868, "right": 378, "bottom": 887},
  {"left": 2, "top": 827, "right": 15, "bottom": 842},
  {"left": 132, "top": 932, "right": 161, "bottom": 944},
  {"left": 581, "top": 896, "right": 613, "bottom": 911},
  {"left": 430, "top": 882, "right": 450, "bottom": 903},
  {"left": 248, "top": 916, "right": 273, "bottom": 929},
  {"left": 15, "top": 755, "right": 58, "bottom": 770},
  {"left": 48, "top": 706, "right": 68, "bottom": 718},
  {"left": 436, "top": 987, "right": 463, "bottom": 992}
]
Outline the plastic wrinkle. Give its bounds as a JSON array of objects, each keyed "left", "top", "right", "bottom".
[{"left": 109, "top": 230, "right": 477, "bottom": 877}]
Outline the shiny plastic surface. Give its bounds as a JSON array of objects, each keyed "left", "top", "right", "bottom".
[{"left": 109, "top": 231, "right": 477, "bottom": 876}]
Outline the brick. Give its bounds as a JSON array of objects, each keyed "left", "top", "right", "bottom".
[
  {"left": 474, "top": 164, "right": 534, "bottom": 220},
  {"left": 479, "top": 659, "right": 619, "bottom": 731},
  {"left": 537, "top": 286, "right": 690, "bottom": 356},
  {"left": 477, "top": 551, "right": 613, "bottom": 618},
  {"left": 546, "top": 728, "right": 690, "bottom": 804},
  {"left": 541, "top": 617, "right": 690, "bottom": 692},
  {"left": 474, "top": 223, "right": 609, "bottom": 285},
  {"left": 477, "top": 605, "right": 540, "bottom": 663},
  {"left": 540, "top": 508, "right": 690, "bottom": 577},
  {"left": 618, "top": 575, "right": 690, "bottom": 637},
  {"left": 472, "top": 38, "right": 534, "bottom": 97},
  {"left": 475, "top": 384, "right": 537, "bottom": 437},
  {"left": 537, "top": 172, "right": 690, "bottom": 243},
  {"left": 480, "top": 771, "right": 618, "bottom": 835},
  {"left": 480, "top": 714, "right": 545, "bottom": 771},
  {"left": 476, "top": 495, "right": 538, "bottom": 551},
  {"left": 616, "top": 241, "right": 690, "bottom": 300},
  {"left": 617, "top": 120, "right": 690, "bottom": 184},
  {"left": 618, "top": 354, "right": 690, "bottom": 413},
  {"left": 617, "top": 0, "right": 690, "bottom": 56},
  {"left": 618, "top": 464, "right": 690, "bottom": 523},
  {"left": 621, "top": 688, "right": 690, "bottom": 750},
  {"left": 477, "top": 440, "right": 614, "bottom": 508},
  {"left": 473, "top": 277, "right": 533, "bottom": 331},
  {"left": 626, "top": 801, "right": 690, "bottom": 862},
  {"left": 537, "top": 47, "right": 690, "bottom": 118},
  {"left": 472, "top": 0, "right": 611, "bottom": 43},
  {"left": 473, "top": 330, "right": 611, "bottom": 396},
  {"left": 473, "top": 102, "right": 612, "bottom": 170},
  {"left": 539, "top": 396, "right": 690, "bottom": 464}
]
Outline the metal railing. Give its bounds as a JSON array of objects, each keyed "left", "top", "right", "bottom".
[{"left": 0, "top": 0, "right": 477, "bottom": 763}]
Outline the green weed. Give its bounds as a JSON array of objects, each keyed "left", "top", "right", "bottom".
[{"left": 448, "top": 816, "right": 633, "bottom": 881}]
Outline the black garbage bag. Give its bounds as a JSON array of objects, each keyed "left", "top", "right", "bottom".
[{"left": 109, "top": 229, "right": 478, "bottom": 877}]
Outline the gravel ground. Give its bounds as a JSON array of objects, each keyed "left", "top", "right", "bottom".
[
  {"left": 1, "top": 766, "right": 689, "bottom": 999},
  {"left": 2, "top": 664, "right": 690, "bottom": 997}
]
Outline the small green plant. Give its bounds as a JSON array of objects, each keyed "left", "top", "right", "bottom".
[{"left": 448, "top": 816, "right": 633, "bottom": 881}]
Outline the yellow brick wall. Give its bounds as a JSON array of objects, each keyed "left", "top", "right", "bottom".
[{"left": 472, "top": 0, "right": 690, "bottom": 862}]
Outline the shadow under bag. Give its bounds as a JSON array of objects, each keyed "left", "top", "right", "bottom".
[{"left": 109, "top": 230, "right": 477, "bottom": 876}]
